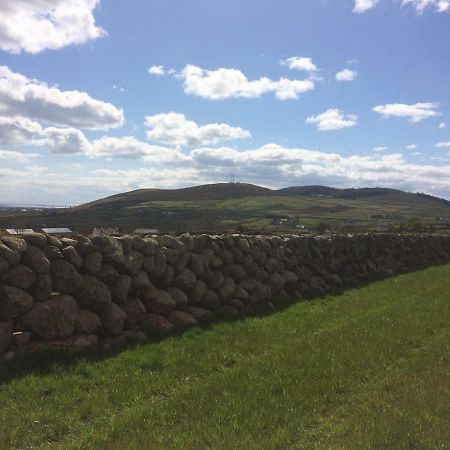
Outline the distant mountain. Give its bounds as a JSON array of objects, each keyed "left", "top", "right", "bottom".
[
  {"left": 78, "top": 183, "right": 449, "bottom": 210},
  {"left": 2, "top": 183, "right": 450, "bottom": 233},
  {"left": 78, "top": 183, "right": 272, "bottom": 210}
]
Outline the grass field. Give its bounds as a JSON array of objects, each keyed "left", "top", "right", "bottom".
[{"left": 1, "top": 264, "right": 449, "bottom": 449}]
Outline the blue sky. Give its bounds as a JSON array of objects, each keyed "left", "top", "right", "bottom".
[{"left": 0, "top": 0, "right": 449, "bottom": 205}]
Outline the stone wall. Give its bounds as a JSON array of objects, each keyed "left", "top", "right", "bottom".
[{"left": 1, "top": 233, "right": 450, "bottom": 362}]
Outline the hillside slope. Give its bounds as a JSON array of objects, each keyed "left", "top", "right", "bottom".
[{"left": 1, "top": 183, "right": 450, "bottom": 232}]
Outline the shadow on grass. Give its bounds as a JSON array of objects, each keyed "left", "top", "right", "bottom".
[{"left": 1, "top": 260, "right": 447, "bottom": 385}]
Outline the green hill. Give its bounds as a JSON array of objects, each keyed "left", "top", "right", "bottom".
[{"left": 1, "top": 183, "right": 450, "bottom": 233}]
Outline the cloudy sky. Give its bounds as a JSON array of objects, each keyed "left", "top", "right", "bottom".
[{"left": 0, "top": 0, "right": 449, "bottom": 205}]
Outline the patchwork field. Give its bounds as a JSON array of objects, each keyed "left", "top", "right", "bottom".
[
  {"left": 1, "top": 263, "right": 449, "bottom": 449},
  {"left": 2, "top": 183, "right": 450, "bottom": 233}
]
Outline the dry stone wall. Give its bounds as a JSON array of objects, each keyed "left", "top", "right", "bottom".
[{"left": 1, "top": 232, "right": 450, "bottom": 361}]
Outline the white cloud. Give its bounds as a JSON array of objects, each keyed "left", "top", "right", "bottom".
[
  {"left": 335, "top": 69, "right": 358, "bottom": 82},
  {"left": 353, "top": 0, "right": 379, "bottom": 13},
  {"left": 280, "top": 57, "right": 318, "bottom": 72},
  {"left": 438, "top": 122, "right": 446, "bottom": 129},
  {"left": 180, "top": 64, "right": 315, "bottom": 100},
  {"left": 306, "top": 109, "right": 358, "bottom": 131},
  {"left": 0, "top": 0, "right": 105, "bottom": 54},
  {"left": 373, "top": 146, "right": 388, "bottom": 152},
  {"left": 0, "top": 66, "right": 124, "bottom": 130},
  {"left": 32, "top": 125, "right": 185, "bottom": 162},
  {"left": 3, "top": 143, "right": 450, "bottom": 203},
  {"left": 0, "top": 149, "right": 40, "bottom": 162},
  {"left": 148, "top": 65, "right": 166, "bottom": 76},
  {"left": 41, "top": 127, "right": 92, "bottom": 154},
  {"left": 148, "top": 65, "right": 176, "bottom": 76},
  {"left": 88, "top": 136, "right": 186, "bottom": 162},
  {"left": 402, "top": 0, "right": 450, "bottom": 13},
  {"left": 0, "top": 117, "right": 43, "bottom": 146},
  {"left": 373, "top": 102, "right": 440, "bottom": 123},
  {"left": 144, "top": 112, "right": 250, "bottom": 147},
  {"left": 436, "top": 141, "right": 450, "bottom": 148},
  {"left": 406, "top": 144, "right": 417, "bottom": 149}
]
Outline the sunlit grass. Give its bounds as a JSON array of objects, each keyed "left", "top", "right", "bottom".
[{"left": 1, "top": 264, "right": 449, "bottom": 449}]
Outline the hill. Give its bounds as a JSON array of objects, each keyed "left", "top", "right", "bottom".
[{"left": 1, "top": 183, "right": 450, "bottom": 233}]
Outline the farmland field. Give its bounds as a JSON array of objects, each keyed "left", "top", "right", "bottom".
[{"left": 1, "top": 263, "right": 449, "bottom": 449}]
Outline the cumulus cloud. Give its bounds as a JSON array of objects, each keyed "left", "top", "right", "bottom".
[
  {"left": 0, "top": 66, "right": 124, "bottom": 130},
  {"left": 353, "top": 0, "right": 379, "bottom": 13},
  {"left": 280, "top": 57, "right": 318, "bottom": 72},
  {"left": 3, "top": 143, "right": 450, "bottom": 202},
  {"left": 0, "top": 117, "right": 43, "bottom": 146},
  {"left": 41, "top": 127, "right": 92, "bottom": 154},
  {"left": 402, "top": 0, "right": 450, "bottom": 13},
  {"left": 0, "top": 0, "right": 105, "bottom": 54},
  {"left": 335, "top": 69, "right": 358, "bottom": 82},
  {"left": 148, "top": 65, "right": 176, "bottom": 76},
  {"left": 144, "top": 112, "right": 250, "bottom": 147},
  {"left": 36, "top": 127, "right": 186, "bottom": 162},
  {"left": 88, "top": 136, "right": 186, "bottom": 162},
  {"left": 373, "top": 146, "right": 388, "bottom": 152},
  {"left": 436, "top": 141, "right": 450, "bottom": 148},
  {"left": 306, "top": 109, "right": 358, "bottom": 131},
  {"left": 372, "top": 102, "right": 440, "bottom": 123},
  {"left": 406, "top": 144, "right": 417, "bottom": 149},
  {"left": 0, "top": 149, "right": 40, "bottom": 162},
  {"left": 180, "top": 64, "right": 315, "bottom": 100},
  {"left": 438, "top": 122, "right": 446, "bottom": 129}
]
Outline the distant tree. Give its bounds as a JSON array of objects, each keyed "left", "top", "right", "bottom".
[{"left": 315, "top": 222, "right": 328, "bottom": 234}]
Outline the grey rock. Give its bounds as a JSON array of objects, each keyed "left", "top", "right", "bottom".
[
  {"left": 15, "top": 335, "right": 98, "bottom": 354},
  {"left": 168, "top": 310, "right": 197, "bottom": 328},
  {"left": 122, "top": 297, "right": 146, "bottom": 323},
  {"left": 138, "top": 313, "right": 174, "bottom": 336},
  {"left": 97, "top": 264, "right": 120, "bottom": 286},
  {"left": 23, "top": 245, "right": 51, "bottom": 273},
  {"left": 0, "top": 242, "right": 20, "bottom": 266},
  {"left": 62, "top": 246, "right": 83, "bottom": 268},
  {"left": 21, "top": 295, "right": 78, "bottom": 339},
  {"left": 0, "top": 256, "right": 9, "bottom": 275},
  {"left": 198, "top": 290, "right": 220, "bottom": 311},
  {"left": 190, "top": 279, "right": 208, "bottom": 304},
  {"left": 0, "top": 264, "right": 36, "bottom": 290},
  {"left": 84, "top": 251, "right": 103, "bottom": 274},
  {"left": 0, "top": 285, "right": 33, "bottom": 320},
  {"left": 75, "top": 275, "right": 112, "bottom": 311},
  {"left": 111, "top": 274, "right": 132, "bottom": 305},
  {"left": 124, "top": 250, "right": 144, "bottom": 275},
  {"left": 99, "top": 303, "right": 126, "bottom": 335},
  {"left": 0, "top": 236, "right": 27, "bottom": 253},
  {"left": 32, "top": 273, "right": 52, "bottom": 301},
  {"left": 158, "top": 235, "right": 186, "bottom": 253},
  {"left": 52, "top": 260, "right": 84, "bottom": 294},
  {"left": 173, "top": 268, "right": 197, "bottom": 291},
  {"left": 75, "top": 310, "right": 101, "bottom": 335},
  {"left": 167, "top": 286, "right": 188, "bottom": 307},
  {"left": 22, "top": 233, "right": 47, "bottom": 248},
  {"left": 142, "top": 288, "right": 176, "bottom": 315}
]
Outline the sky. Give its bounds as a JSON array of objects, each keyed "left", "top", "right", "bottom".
[{"left": 0, "top": 0, "right": 450, "bottom": 205}]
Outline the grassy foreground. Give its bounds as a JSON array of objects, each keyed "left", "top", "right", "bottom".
[{"left": 1, "top": 265, "right": 449, "bottom": 449}]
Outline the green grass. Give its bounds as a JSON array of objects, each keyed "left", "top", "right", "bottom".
[{"left": 1, "top": 264, "right": 449, "bottom": 449}]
